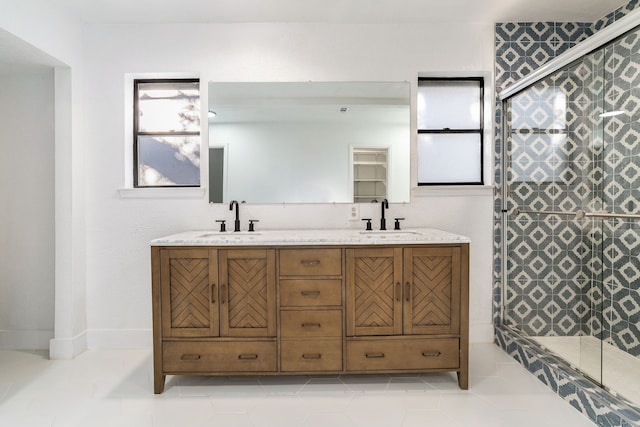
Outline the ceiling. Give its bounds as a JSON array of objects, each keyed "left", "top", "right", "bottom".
[
  {"left": 0, "top": 0, "right": 630, "bottom": 74},
  {"left": 58, "top": 0, "right": 628, "bottom": 24}
]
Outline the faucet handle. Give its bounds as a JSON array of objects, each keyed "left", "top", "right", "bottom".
[
  {"left": 216, "top": 220, "right": 226, "bottom": 232},
  {"left": 248, "top": 220, "right": 259, "bottom": 232},
  {"left": 394, "top": 218, "right": 405, "bottom": 231},
  {"left": 361, "top": 218, "right": 372, "bottom": 231}
]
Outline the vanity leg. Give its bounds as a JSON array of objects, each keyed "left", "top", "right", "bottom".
[
  {"left": 457, "top": 369, "right": 468, "bottom": 390},
  {"left": 154, "top": 372, "right": 166, "bottom": 394}
]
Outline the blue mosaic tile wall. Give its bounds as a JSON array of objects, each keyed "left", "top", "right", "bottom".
[
  {"left": 494, "top": 0, "right": 640, "bottom": 341},
  {"left": 500, "top": 28, "right": 640, "bottom": 355},
  {"left": 494, "top": 21, "right": 595, "bottom": 328},
  {"left": 503, "top": 49, "right": 605, "bottom": 338}
]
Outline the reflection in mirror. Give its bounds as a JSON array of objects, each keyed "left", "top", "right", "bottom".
[{"left": 208, "top": 82, "right": 410, "bottom": 204}]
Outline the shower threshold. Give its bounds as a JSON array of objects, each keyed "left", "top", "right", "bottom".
[{"left": 534, "top": 336, "right": 640, "bottom": 405}]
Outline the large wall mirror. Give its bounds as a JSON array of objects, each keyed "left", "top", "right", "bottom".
[{"left": 208, "top": 81, "right": 410, "bottom": 204}]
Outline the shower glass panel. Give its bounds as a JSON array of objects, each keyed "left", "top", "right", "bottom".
[{"left": 503, "top": 26, "right": 640, "bottom": 404}]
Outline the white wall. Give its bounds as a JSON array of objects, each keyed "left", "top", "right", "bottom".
[
  {"left": 0, "top": 0, "right": 86, "bottom": 357},
  {"left": 82, "top": 22, "right": 495, "bottom": 347},
  {"left": 0, "top": 71, "right": 55, "bottom": 349}
]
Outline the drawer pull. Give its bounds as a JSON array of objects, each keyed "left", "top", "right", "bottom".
[
  {"left": 180, "top": 354, "right": 201, "bottom": 361},
  {"left": 238, "top": 353, "right": 259, "bottom": 360},
  {"left": 365, "top": 352, "right": 385, "bottom": 359},
  {"left": 301, "top": 260, "right": 321, "bottom": 266},
  {"left": 301, "top": 290, "right": 321, "bottom": 297},
  {"left": 221, "top": 284, "right": 227, "bottom": 304},
  {"left": 211, "top": 284, "right": 216, "bottom": 304},
  {"left": 302, "top": 353, "right": 322, "bottom": 360},
  {"left": 301, "top": 323, "right": 321, "bottom": 329},
  {"left": 405, "top": 282, "right": 411, "bottom": 302},
  {"left": 395, "top": 282, "right": 401, "bottom": 302},
  {"left": 422, "top": 351, "right": 442, "bottom": 358}
]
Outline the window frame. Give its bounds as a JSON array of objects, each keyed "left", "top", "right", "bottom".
[
  {"left": 417, "top": 77, "right": 484, "bottom": 186},
  {"left": 133, "top": 77, "right": 201, "bottom": 188}
]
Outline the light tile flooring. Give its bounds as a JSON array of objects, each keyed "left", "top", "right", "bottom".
[{"left": 0, "top": 343, "right": 595, "bottom": 427}]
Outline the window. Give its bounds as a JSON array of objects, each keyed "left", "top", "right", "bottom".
[
  {"left": 416, "top": 77, "right": 484, "bottom": 185},
  {"left": 133, "top": 79, "right": 200, "bottom": 187}
]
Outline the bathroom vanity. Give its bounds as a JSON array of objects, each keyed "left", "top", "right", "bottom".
[{"left": 150, "top": 229, "right": 469, "bottom": 393}]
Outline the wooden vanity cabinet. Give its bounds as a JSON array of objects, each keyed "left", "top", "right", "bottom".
[
  {"left": 345, "top": 245, "right": 468, "bottom": 388},
  {"left": 152, "top": 243, "right": 468, "bottom": 394},
  {"left": 152, "top": 247, "right": 276, "bottom": 393}
]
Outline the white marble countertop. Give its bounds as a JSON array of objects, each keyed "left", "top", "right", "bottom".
[{"left": 151, "top": 228, "right": 470, "bottom": 246}]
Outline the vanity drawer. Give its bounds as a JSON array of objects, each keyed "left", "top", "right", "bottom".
[
  {"left": 280, "top": 279, "right": 342, "bottom": 307},
  {"left": 346, "top": 338, "right": 459, "bottom": 371},
  {"left": 163, "top": 341, "right": 277, "bottom": 373},
  {"left": 279, "top": 249, "right": 342, "bottom": 276},
  {"left": 281, "top": 310, "right": 343, "bottom": 338},
  {"left": 281, "top": 339, "right": 342, "bottom": 372}
]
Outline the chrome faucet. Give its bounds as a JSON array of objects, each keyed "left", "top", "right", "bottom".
[
  {"left": 229, "top": 200, "right": 241, "bottom": 232},
  {"left": 380, "top": 198, "right": 389, "bottom": 231}
]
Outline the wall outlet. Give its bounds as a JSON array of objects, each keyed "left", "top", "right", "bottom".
[{"left": 349, "top": 204, "right": 360, "bottom": 221}]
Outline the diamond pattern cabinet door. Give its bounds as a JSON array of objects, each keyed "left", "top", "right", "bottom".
[
  {"left": 219, "top": 249, "right": 276, "bottom": 338},
  {"left": 346, "top": 248, "right": 403, "bottom": 336},
  {"left": 161, "top": 249, "right": 219, "bottom": 338},
  {"left": 403, "top": 247, "right": 461, "bottom": 335}
]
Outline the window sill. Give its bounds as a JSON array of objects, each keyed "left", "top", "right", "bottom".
[
  {"left": 411, "top": 185, "right": 495, "bottom": 197},
  {"left": 118, "top": 187, "right": 206, "bottom": 199}
]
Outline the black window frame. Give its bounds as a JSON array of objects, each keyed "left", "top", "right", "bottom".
[
  {"left": 133, "top": 78, "right": 201, "bottom": 188},
  {"left": 417, "top": 77, "right": 484, "bottom": 186}
]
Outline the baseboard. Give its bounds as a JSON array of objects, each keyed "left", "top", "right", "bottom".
[
  {"left": 49, "top": 331, "right": 87, "bottom": 359},
  {"left": 0, "top": 329, "right": 54, "bottom": 350},
  {"left": 470, "top": 322, "right": 494, "bottom": 343},
  {"left": 86, "top": 329, "right": 152, "bottom": 349}
]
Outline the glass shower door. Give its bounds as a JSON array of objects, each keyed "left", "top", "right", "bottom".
[
  {"left": 503, "top": 22, "right": 640, "bottom": 408},
  {"left": 503, "top": 44, "right": 606, "bottom": 387}
]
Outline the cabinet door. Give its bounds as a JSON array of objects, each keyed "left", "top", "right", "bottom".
[
  {"left": 403, "top": 247, "right": 460, "bottom": 335},
  {"left": 161, "top": 248, "right": 219, "bottom": 338},
  {"left": 346, "top": 248, "right": 403, "bottom": 336},
  {"left": 219, "top": 249, "right": 276, "bottom": 337}
]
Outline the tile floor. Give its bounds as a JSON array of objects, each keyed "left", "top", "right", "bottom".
[{"left": 0, "top": 343, "right": 595, "bottom": 427}]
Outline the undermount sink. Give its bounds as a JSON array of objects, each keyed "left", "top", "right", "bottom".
[
  {"left": 359, "top": 230, "right": 421, "bottom": 235},
  {"left": 198, "top": 232, "right": 262, "bottom": 238}
]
